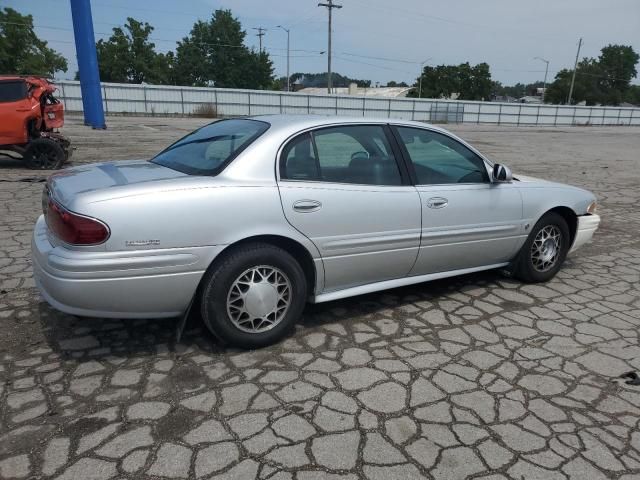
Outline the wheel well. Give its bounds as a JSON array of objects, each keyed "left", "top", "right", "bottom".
[
  {"left": 200, "top": 235, "right": 317, "bottom": 296},
  {"left": 548, "top": 206, "right": 577, "bottom": 245}
]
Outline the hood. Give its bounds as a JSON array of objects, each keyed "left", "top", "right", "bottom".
[
  {"left": 47, "top": 160, "right": 187, "bottom": 206},
  {"left": 513, "top": 174, "right": 553, "bottom": 183}
]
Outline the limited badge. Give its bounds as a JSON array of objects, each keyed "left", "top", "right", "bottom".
[{"left": 125, "top": 240, "right": 160, "bottom": 247}]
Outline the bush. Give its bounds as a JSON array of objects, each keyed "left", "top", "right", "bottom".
[{"left": 192, "top": 103, "right": 218, "bottom": 118}]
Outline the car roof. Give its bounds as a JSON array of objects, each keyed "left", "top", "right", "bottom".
[
  {"left": 248, "top": 114, "right": 449, "bottom": 135},
  {"left": 244, "top": 114, "right": 492, "bottom": 166}
]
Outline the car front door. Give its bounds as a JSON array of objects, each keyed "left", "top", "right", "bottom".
[
  {"left": 277, "top": 124, "right": 422, "bottom": 292},
  {"left": 392, "top": 126, "right": 525, "bottom": 275}
]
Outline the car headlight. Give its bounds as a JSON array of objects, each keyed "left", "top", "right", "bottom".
[{"left": 587, "top": 201, "right": 597, "bottom": 214}]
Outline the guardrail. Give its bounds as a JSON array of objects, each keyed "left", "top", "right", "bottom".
[{"left": 55, "top": 80, "right": 640, "bottom": 126}]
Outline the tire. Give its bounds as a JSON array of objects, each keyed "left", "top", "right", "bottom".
[
  {"left": 200, "top": 243, "right": 307, "bottom": 348},
  {"left": 23, "top": 138, "right": 65, "bottom": 170},
  {"left": 514, "top": 212, "right": 570, "bottom": 283}
]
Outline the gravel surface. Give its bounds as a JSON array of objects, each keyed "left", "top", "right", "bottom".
[{"left": 1, "top": 115, "right": 639, "bottom": 479}]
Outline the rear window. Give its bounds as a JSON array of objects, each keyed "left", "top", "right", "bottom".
[
  {"left": 0, "top": 80, "right": 28, "bottom": 102},
  {"left": 151, "top": 119, "right": 269, "bottom": 175}
]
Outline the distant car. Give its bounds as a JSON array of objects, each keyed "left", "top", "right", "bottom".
[{"left": 32, "top": 115, "right": 600, "bottom": 348}]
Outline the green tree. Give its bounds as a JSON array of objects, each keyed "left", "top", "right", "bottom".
[
  {"left": 408, "top": 62, "right": 492, "bottom": 100},
  {"left": 597, "top": 44, "right": 639, "bottom": 105},
  {"left": 545, "top": 45, "right": 638, "bottom": 105},
  {"left": 493, "top": 81, "right": 546, "bottom": 100},
  {"left": 175, "top": 9, "right": 273, "bottom": 89},
  {"left": 544, "top": 59, "right": 604, "bottom": 105},
  {"left": 625, "top": 84, "right": 640, "bottom": 106},
  {"left": 0, "top": 7, "right": 67, "bottom": 76},
  {"left": 96, "top": 18, "right": 171, "bottom": 84}
]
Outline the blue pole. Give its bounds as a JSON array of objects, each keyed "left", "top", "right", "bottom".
[{"left": 70, "top": 0, "right": 106, "bottom": 129}]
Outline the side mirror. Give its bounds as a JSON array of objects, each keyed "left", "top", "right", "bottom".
[{"left": 492, "top": 163, "right": 512, "bottom": 183}]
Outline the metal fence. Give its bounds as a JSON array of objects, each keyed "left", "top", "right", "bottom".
[{"left": 55, "top": 80, "right": 640, "bottom": 126}]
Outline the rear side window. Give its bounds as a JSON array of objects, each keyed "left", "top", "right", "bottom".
[
  {"left": 281, "top": 133, "right": 320, "bottom": 181},
  {"left": 152, "top": 119, "right": 269, "bottom": 175},
  {"left": 0, "top": 80, "right": 28, "bottom": 102},
  {"left": 281, "top": 125, "right": 402, "bottom": 186}
]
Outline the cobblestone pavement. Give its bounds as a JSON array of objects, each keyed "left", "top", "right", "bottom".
[{"left": 1, "top": 116, "right": 640, "bottom": 479}]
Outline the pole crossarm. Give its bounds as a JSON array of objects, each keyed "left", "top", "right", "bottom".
[{"left": 253, "top": 27, "right": 267, "bottom": 53}]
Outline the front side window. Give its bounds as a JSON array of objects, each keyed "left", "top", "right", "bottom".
[
  {"left": 152, "top": 119, "right": 269, "bottom": 175},
  {"left": 396, "top": 127, "right": 489, "bottom": 185},
  {"left": 281, "top": 125, "right": 402, "bottom": 186}
]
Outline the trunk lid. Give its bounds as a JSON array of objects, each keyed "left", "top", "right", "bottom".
[{"left": 47, "top": 160, "right": 187, "bottom": 207}]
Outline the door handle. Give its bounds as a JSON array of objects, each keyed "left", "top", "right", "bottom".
[
  {"left": 293, "top": 199, "right": 322, "bottom": 213},
  {"left": 426, "top": 197, "right": 448, "bottom": 209}
]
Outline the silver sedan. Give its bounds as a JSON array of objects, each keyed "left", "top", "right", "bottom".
[{"left": 32, "top": 115, "right": 600, "bottom": 347}]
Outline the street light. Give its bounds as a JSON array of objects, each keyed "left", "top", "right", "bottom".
[
  {"left": 534, "top": 56, "right": 549, "bottom": 103},
  {"left": 276, "top": 25, "right": 291, "bottom": 92},
  {"left": 418, "top": 57, "right": 432, "bottom": 99}
]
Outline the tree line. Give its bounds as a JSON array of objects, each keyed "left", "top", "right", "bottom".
[{"left": 1, "top": 6, "right": 638, "bottom": 106}]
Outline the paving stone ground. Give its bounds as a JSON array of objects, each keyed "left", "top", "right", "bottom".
[{"left": 1, "top": 115, "right": 640, "bottom": 479}]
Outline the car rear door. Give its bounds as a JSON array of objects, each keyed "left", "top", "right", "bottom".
[
  {"left": 277, "top": 124, "right": 422, "bottom": 293},
  {"left": 391, "top": 125, "right": 525, "bottom": 275}
]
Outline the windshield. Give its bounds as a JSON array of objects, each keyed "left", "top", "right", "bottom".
[{"left": 151, "top": 119, "right": 269, "bottom": 175}]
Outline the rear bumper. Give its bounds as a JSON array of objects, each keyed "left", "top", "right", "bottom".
[
  {"left": 31, "top": 215, "right": 223, "bottom": 319},
  {"left": 569, "top": 214, "right": 600, "bottom": 254}
]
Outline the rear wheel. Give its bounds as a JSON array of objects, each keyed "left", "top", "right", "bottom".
[
  {"left": 23, "top": 138, "right": 65, "bottom": 170},
  {"left": 514, "top": 212, "right": 570, "bottom": 283},
  {"left": 200, "top": 243, "right": 307, "bottom": 348}
]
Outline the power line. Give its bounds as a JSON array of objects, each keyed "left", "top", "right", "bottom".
[
  {"left": 284, "top": 10, "right": 325, "bottom": 28},
  {"left": 348, "top": 0, "right": 568, "bottom": 43},
  {"left": 334, "top": 55, "right": 415, "bottom": 75},
  {"left": 340, "top": 51, "right": 420, "bottom": 65},
  {"left": 0, "top": 20, "right": 325, "bottom": 54}
]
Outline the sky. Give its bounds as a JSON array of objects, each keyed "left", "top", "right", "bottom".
[{"left": 4, "top": 0, "right": 640, "bottom": 86}]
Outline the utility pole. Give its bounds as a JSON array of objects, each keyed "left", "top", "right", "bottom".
[
  {"left": 253, "top": 27, "right": 266, "bottom": 53},
  {"left": 318, "top": 0, "right": 342, "bottom": 94},
  {"left": 534, "top": 56, "right": 549, "bottom": 103},
  {"left": 567, "top": 37, "right": 582, "bottom": 105},
  {"left": 277, "top": 25, "right": 291, "bottom": 92},
  {"left": 418, "top": 57, "right": 432, "bottom": 99}
]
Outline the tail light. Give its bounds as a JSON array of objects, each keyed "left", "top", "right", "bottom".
[{"left": 45, "top": 196, "right": 110, "bottom": 245}]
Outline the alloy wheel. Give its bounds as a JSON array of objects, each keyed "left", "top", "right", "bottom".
[{"left": 530, "top": 225, "right": 562, "bottom": 272}]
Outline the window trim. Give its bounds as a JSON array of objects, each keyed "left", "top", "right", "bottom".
[
  {"left": 389, "top": 124, "right": 493, "bottom": 187},
  {"left": 278, "top": 123, "right": 412, "bottom": 187}
]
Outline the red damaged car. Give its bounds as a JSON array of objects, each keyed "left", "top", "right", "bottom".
[{"left": 0, "top": 76, "right": 71, "bottom": 169}]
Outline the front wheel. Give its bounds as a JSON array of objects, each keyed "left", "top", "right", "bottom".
[
  {"left": 200, "top": 243, "right": 307, "bottom": 348},
  {"left": 513, "top": 212, "right": 570, "bottom": 283}
]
